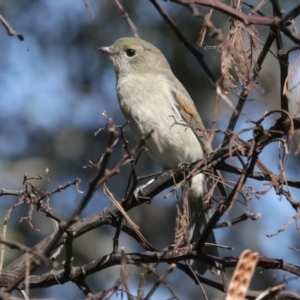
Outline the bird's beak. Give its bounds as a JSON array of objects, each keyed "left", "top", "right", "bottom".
[{"left": 98, "top": 46, "right": 115, "bottom": 56}]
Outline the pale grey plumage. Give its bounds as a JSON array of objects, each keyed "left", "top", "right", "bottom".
[{"left": 100, "top": 37, "right": 218, "bottom": 274}]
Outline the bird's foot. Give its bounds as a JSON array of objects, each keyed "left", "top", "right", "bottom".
[
  {"left": 178, "top": 162, "right": 191, "bottom": 169},
  {"left": 133, "top": 178, "right": 155, "bottom": 202}
]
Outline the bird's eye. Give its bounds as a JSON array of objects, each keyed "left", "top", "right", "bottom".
[{"left": 126, "top": 49, "right": 136, "bottom": 57}]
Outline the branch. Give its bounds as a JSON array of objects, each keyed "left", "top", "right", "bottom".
[
  {"left": 0, "top": 116, "right": 297, "bottom": 290},
  {"left": 16, "top": 251, "right": 300, "bottom": 290}
]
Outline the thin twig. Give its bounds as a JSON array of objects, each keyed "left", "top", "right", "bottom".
[
  {"left": 0, "top": 13, "right": 23, "bottom": 40},
  {"left": 113, "top": 0, "right": 139, "bottom": 37}
]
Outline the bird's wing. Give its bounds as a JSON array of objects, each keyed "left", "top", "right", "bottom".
[
  {"left": 172, "top": 88, "right": 212, "bottom": 155},
  {"left": 172, "top": 86, "right": 227, "bottom": 199}
]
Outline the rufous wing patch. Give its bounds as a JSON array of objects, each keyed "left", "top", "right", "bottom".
[
  {"left": 174, "top": 89, "right": 211, "bottom": 153},
  {"left": 175, "top": 90, "right": 199, "bottom": 119}
]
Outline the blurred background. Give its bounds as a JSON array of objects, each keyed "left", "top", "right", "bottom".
[{"left": 0, "top": 0, "right": 300, "bottom": 299}]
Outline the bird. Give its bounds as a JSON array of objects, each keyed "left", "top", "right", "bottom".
[{"left": 99, "top": 37, "right": 219, "bottom": 274}]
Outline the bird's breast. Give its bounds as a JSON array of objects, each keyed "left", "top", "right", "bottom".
[{"left": 116, "top": 74, "right": 204, "bottom": 168}]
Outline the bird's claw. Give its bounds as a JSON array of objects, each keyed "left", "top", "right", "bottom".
[
  {"left": 178, "top": 162, "right": 191, "bottom": 169},
  {"left": 134, "top": 179, "right": 155, "bottom": 202}
]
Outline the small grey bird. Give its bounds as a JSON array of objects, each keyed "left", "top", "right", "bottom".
[{"left": 100, "top": 37, "right": 218, "bottom": 274}]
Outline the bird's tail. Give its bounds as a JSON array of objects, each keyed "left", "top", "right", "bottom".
[{"left": 188, "top": 173, "right": 219, "bottom": 275}]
